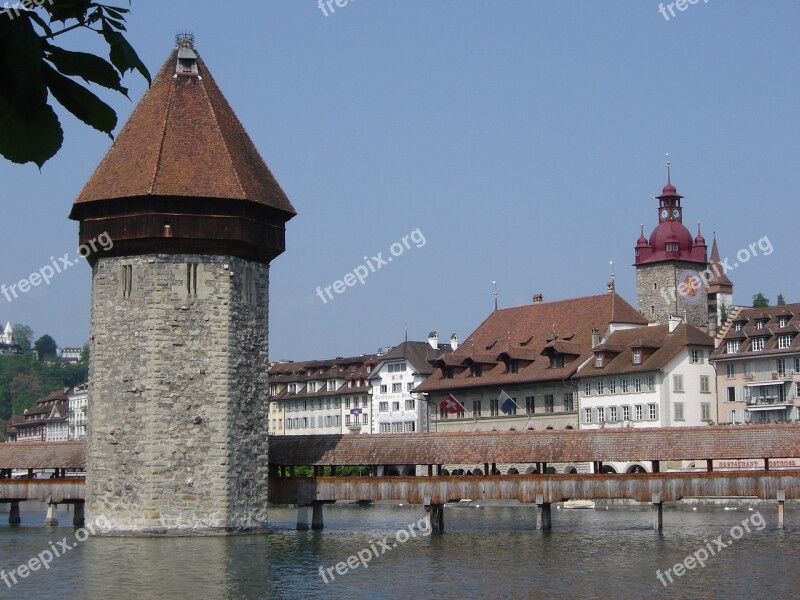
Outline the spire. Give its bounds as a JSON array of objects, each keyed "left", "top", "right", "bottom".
[{"left": 708, "top": 234, "right": 733, "bottom": 287}]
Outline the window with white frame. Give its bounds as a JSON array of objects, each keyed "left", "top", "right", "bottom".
[
  {"left": 379, "top": 401, "right": 388, "bottom": 411},
  {"left": 308, "top": 382, "right": 317, "bottom": 393},
  {"left": 544, "top": 394, "right": 554, "bottom": 413},
  {"left": 380, "top": 423, "right": 391, "bottom": 433},
  {"left": 595, "top": 354, "right": 603, "bottom": 368},
  {"left": 597, "top": 407, "right": 605, "bottom": 423},
  {"left": 490, "top": 398, "right": 499, "bottom": 416},
  {"left": 388, "top": 362, "right": 407, "bottom": 373},
  {"left": 634, "top": 378, "right": 642, "bottom": 393},
  {"left": 622, "top": 379, "right": 629, "bottom": 393},
  {"left": 609, "top": 406, "right": 617, "bottom": 422},
  {"left": 380, "top": 384, "right": 387, "bottom": 394},
  {"left": 288, "top": 384, "right": 296, "bottom": 395},
  {"left": 726, "top": 340, "right": 740, "bottom": 354},
  {"left": 584, "top": 382, "right": 592, "bottom": 396},
  {"left": 609, "top": 380, "right": 617, "bottom": 394},
  {"left": 622, "top": 405, "right": 630, "bottom": 421},
  {"left": 674, "top": 402, "right": 684, "bottom": 421},
  {"left": 407, "top": 383, "right": 415, "bottom": 392},
  {"left": 327, "top": 380, "right": 337, "bottom": 391},
  {"left": 778, "top": 334, "right": 793, "bottom": 349},
  {"left": 726, "top": 364, "right": 735, "bottom": 379},
  {"left": 648, "top": 404, "right": 658, "bottom": 420},
  {"left": 597, "top": 381, "right": 604, "bottom": 395},
  {"left": 633, "top": 349, "right": 642, "bottom": 365},
  {"left": 584, "top": 408, "right": 592, "bottom": 423},
  {"left": 646, "top": 376, "right": 655, "bottom": 392},
  {"left": 635, "top": 405, "right": 643, "bottom": 420},
  {"left": 405, "top": 399, "right": 415, "bottom": 410},
  {"left": 690, "top": 349, "right": 702, "bottom": 364},
  {"left": 700, "top": 375, "right": 710, "bottom": 393},
  {"left": 472, "top": 400, "right": 482, "bottom": 417},
  {"left": 776, "top": 359, "right": 786, "bottom": 377},
  {"left": 392, "top": 383, "right": 402, "bottom": 393},
  {"left": 673, "top": 374, "right": 684, "bottom": 392},
  {"left": 392, "top": 401, "right": 400, "bottom": 411},
  {"left": 756, "top": 320, "right": 765, "bottom": 330},
  {"left": 563, "top": 392, "right": 574, "bottom": 412},
  {"left": 751, "top": 338, "right": 766, "bottom": 351},
  {"left": 701, "top": 402, "right": 711, "bottom": 421}
]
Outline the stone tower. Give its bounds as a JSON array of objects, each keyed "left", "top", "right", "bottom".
[
  {"left": 634, "top": 175, "right": 708, "bottom": 329},
  {"left": 69, "top": 35, "right": 296, "bottom": 534}
]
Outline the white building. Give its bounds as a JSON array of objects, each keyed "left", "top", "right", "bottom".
[
  {"left": 68, "top": 384, "right": 89, "bottom": 440},
  {"left": 0, "top": 322, "right": 12, "bottom": 345},
  {"left": 575, "top": 318, "right": 715, "bottom": 472},
  {"left": 370, "top": 338, "right": 455, "bottom": 433}
]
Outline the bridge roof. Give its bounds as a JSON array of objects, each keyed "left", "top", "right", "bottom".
[
  {"left": 268, "top": 424, "right": 800, "bottom": 466},
  {"left": 0, "top": 441, "right": 86, "bottom": 469}
]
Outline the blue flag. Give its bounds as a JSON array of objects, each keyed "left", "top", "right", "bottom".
[{"left": 499, "top": 391, "right": 517, "bottom": 414}]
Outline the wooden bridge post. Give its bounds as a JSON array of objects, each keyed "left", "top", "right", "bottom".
[
  {"left": 45, "top": 503, "right": 59, "bottom": 527},
  {"left": 312, "top": 502, "right": 324, "bottom": 530},
  {"left": 777, "top": 490, "right": 785, "bottom": 530},
  {"left": 296, "top": 505, "right": 309, "bottom": 531},
  {"left": 652, "top": 493, "right": 663, "bottom": 531},
  {"left": 536, "top": 493, "right": 551, "bottom": 531},
  {"left": 9, "top": 501, "right": 21, "bottom": 525},
  {"left": 73, "top": 502, "right": 85, "bottom": 527}
]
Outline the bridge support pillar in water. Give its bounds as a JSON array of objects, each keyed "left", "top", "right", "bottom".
[
  {"left": 652, "top": 493, "right": 663, "bottom": 531},
  {"left": 312, "top": 503, "right": 324, "bottom": 530},
  {"left": 45, "top": 503, "right": 59, "bottom": 527},
  {"left": 9, "top": 501, "right": 20, "bottom": 525},
  {"left": 429, "top": 505, "right": 444, "bottom": 533},
  {"left": 536, "top": 494, "right": 552, "bottom": 531},
  {"left": 73, "top": 502, "right": 85, "bottom": 528},
  {"left": 777, "top": 490, "right": 785, "bottom": 530},
  {"left": 296, "top": 505, "right": 309, "bottom": 531}
]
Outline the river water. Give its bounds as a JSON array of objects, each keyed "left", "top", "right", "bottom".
[{"left": 0, "top": 501, "right": 797, "bottom": 599}]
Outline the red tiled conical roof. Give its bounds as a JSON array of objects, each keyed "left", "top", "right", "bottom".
[{"left": 72, "top": 46, "right": 295, "bottom": 216}]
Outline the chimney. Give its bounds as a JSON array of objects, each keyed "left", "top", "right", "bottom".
[
  {"left": 428, "top": 331, "right": 438, "bottom": 350},
  {"left": 668, "top": 315, "right": 682, "bottom": 334},
  {"left": 532, "top": 293, "right": 544, "bottom": 304},
  {"left": 450, "top": 333, "right": 459, "bottom": 351},
  {"left": 591, "top": 328, "right": 600, "bottom": 348}
]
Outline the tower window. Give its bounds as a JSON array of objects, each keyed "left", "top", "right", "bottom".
[
  {"left": 186, "top": 262, "right": 198, "bottom": 296},
  {"left": 651, "top": 305, "right": 655, "bottom": 315},
  {"left": 244, "top": 266, "right": 256, "bottom": 304},
  {"left": 121, "top": 264, "right": 133, "bottom": 299},
  {"left": 653, "top": 283, "right": 658, "bottom": 291}
]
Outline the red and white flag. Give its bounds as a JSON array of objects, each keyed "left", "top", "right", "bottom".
[{"left": 438, "top": 394, "right": 464, "bottom": 414}]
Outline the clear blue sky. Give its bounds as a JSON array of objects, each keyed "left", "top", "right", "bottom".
[{"left": 1, "top": 1, "right": 797, "bottom": 360}]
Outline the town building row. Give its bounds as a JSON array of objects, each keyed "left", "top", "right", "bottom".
[{"left": 4, "top": 384, "right": 88, "bottom": 442}]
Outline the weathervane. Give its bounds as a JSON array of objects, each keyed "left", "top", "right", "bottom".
[
  {"left": 666, "top": 152, "right": 672, "bottom": 184},
  {"left": 176, "top": 31, "right": 195, "bottom": 49}
]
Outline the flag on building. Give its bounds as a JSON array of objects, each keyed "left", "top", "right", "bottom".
[
  {"left": 499, "top": 390, "right": 519, "bottom": 414},
  {"left": 439, "top": 394, "right": 464, "bottom": 414}
]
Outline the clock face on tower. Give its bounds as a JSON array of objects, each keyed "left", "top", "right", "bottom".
[
  {"left": 672, "top": 208, "right": 681, "bottom": 220},
  {"left": 661, "top": 209, "right": 669, "bottom": 220}
]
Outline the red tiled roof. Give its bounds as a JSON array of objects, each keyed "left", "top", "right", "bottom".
[
  {"left": 416, "top": 293, "right": 648, "bottom": 392},
  {"left": 72, "top": 47, "right": 295, "bottom": 215},
  {"left": 268, "top": 424, "right": 800, "bottom": 465},
  {"left": 0, "top": 441, "right": 86, "bottom": 469},
  {"left": 576, "top": 323, "right": 713, "bottom": 377}
]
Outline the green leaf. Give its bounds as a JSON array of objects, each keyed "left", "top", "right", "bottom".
[
  {"left": 0, "top": 94, "right": 63, "bottom": 167},
  {"left": 41, "top": 63, "right": 116, "bottom": 135},
  {"left": 45, "top": 45, "right": 127, "bottom": 94},
  {"left": 102, "top": 28, "right": 150, "bottom": 84},
  {"left": 1, "top": 15, "right": 44, "bottom": 98}
]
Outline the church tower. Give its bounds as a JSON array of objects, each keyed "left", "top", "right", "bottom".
[
  {"left": 634, "top": 169, "right": 708, "bottom": 329},
  {"left": 69, "top": 35, "right": 296, "bottom": 534}
]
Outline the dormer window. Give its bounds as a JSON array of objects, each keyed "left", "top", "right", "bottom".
[
  {"left": 632, "top": 349, "right": 642, "bottom": 365},
  {"left": 327, "top": 380, "right": 337, "bottom": 391},
  {"left": 734, "top": 322, "right": 743, "bottom": 331},
  {"left": 666, "top": 243, "right": 679, "bottom": 252},
  {"left": 751, "top": 338, "right": 766, "bottom": 351},
  {"left": 595, "top": 354, "right": 604, "bottom": 368},
  {"left": 470, "top": 364, "right": 482, "bottom": 377},
  {"left": 756, "top": 320, "right": 766, "bottom": 330},
  {"left": 288, "top": 384, "right": 297, "bottom": 395},
  {"left": 777, "top": 334, "right": 793, "bottom": 349},
  {"left": 551, "top": 354, "right": 564, "bottom": 369},
  {"left": 444, "top": 366, "right": 454, "bottom": 379},
  {"left": 779, "top": 317, "right": 788, "bottom": 328},
  {"left": 726, "top": 340, "right": 740, "bottom": 354},
  {"left": 307, "top": 382, "right": 316, "bottom": 393},
  {"left": 507, "top": 359, "right": 519, "bottom": 374}
]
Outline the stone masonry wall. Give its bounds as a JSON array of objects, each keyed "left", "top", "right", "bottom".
[
  {"left": 636, "top": 262, "right": 708, "bottom": 331},
  {"left": 87, "top": 254, "right": 270, "bottom": 534}
]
